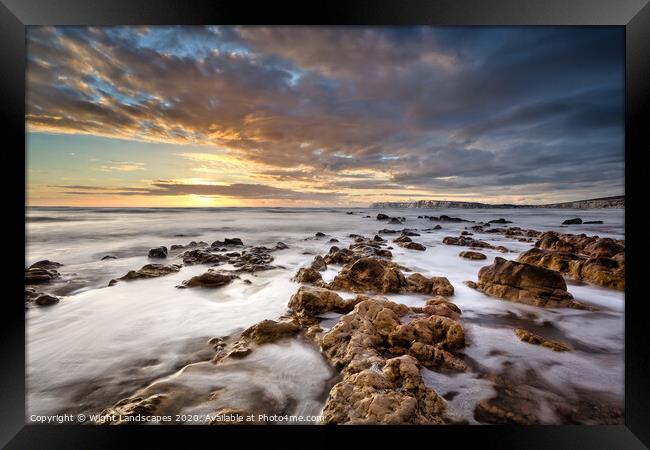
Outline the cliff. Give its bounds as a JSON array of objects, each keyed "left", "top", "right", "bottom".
[{"left": 371, "top": 196, "right": 624, "bottom": 209}]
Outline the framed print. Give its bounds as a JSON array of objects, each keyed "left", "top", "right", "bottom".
[{"left": 2, "top": 0, "right": 649, "bottom": 447}]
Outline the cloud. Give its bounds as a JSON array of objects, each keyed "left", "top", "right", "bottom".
[
  {"left": 95, "top": 161, "right": 146, "bottom": 172},
  {"left": 54, "top": 181, "right": 343, "bottom": 201},
  {"left": 28, "top": 26, "right": 624, "bottom": 203}
]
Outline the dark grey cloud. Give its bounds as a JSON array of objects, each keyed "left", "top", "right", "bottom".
[{"left": 29, "top": 26, "right": 624, "bottom": 202}]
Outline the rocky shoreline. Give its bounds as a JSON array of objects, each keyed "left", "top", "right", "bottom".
[{"left": 25, "top": 211, "right": 625, "bottom": 425}]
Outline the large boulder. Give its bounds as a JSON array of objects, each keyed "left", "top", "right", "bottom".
[
  {"left": 518, "top": 247, "right": 624, "bottom": 291},
  {"left": 476, "top": 257, "right": 577, "bottom": 308}
]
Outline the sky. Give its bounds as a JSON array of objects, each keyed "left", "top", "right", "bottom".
[{"left": 26, "top": 26, "right": 624, "bottom": 207}]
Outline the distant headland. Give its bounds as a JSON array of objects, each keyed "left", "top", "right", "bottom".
[{"left": 371, "top": 195, "right": 624, "bottom": 209}]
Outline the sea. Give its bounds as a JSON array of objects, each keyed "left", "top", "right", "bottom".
[{"left": 25, "top": 206, "right": 625, "bottom": 424}]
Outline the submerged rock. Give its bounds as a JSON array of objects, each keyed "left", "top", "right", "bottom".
[
  {"left": 117, "top": 263, "right": 182, "bottom": 282},
  {"left": 562, "top": 218, "right": 582, "bottom": 225},
  {"left": 443, "top": 236, "right": 508, "bottom": 252},
  {"left": 513, "top": 328, "right": 570, "bottom": 352},
  {"left": 25, "top": 267, "right": 61, "bottom": 285}
]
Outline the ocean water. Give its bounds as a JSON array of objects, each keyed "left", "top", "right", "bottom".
[{"left": 25, "top": 207, "right": 625, "bottom": 423}]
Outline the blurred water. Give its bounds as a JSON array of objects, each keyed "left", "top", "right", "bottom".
[{"left": 25, "top": 206, "right": 625, "bottom": 422}]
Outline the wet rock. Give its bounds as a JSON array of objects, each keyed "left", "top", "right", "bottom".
[
  {"left": 25, "top": 267, "right": 61, "bottom": 285},
  {"left": 378, "top": 228, "right": 399, "bottom": 234},
  {"left": 324, "top": 240, "right": 392, "bottom": 265},
  {"left": 459, "top": 251, "right": 487, "bottom": 260},
  {"left": 29, "top": 260, "right": 63, "bottom": 270},
  {"left": 310, "top": 255, "right": 327, "bottom": 271},
  {"left": 463, "top": 280, "right": 478, "bottom": 289},
  {"left": 293, "top": 267, "right": 324, "bottom": 284},
  {"left": 518, "top": 247, "right": 624, "bottom": 291},
  {"left": 388, "top": 218, "right": 402, "bottom": 224},
  {"left": 181, "top": 270, "right": 238, "bottom": 288},
  {"left": 25, "top": 288, "right": 60, "bottom": 307},
  {"left": 430, "top": 215, "right": 470, "bottom": 223},
  {"left": 327, "top": 257, "right": 407, "bottom": 294},
  {"left": 322, "top": 355, "right": 446, "bottom": 425},
  {"left": 117, "top": 263, "right": 182, "bottom": 281},
  {"left": 411, "top": 296, "right": 462, "bottom": 321},
  {"left": 476, "top": 257, "right": 581, "bottom": 308},
  {"left": 583, "top": 220, "right": 603, "bottom": 224},
  {"left": 518, "top": 247, "right": 585, "bottom": 274},
  {"left": 513, "top": 328, "right": 570, "bottom": 352},
  {"left": 101, "top": 255, "right": 118, "bottom": 260},
  {"left": 582, "top": 238, "right": 624, "bottom": 258},
  {"left": 275, "top": 242, "right": 289, "bottom": 250},
  {"left": 577, "top": 257, "right": 624, "bottom": 291},
  {"left": 148, "top": 246, "right": 168, "bottom": 258},
  {"left": 400, "top": 242, "right": 426, "bottom": 251},
  {"left": 489, "top": 218, "right": 512, "bottom": 224},
  {"left": 34, "top": 293, "right": 60, "bottom": 306},
  {"left": 401, "top": 230, "right": 420, "bottom": 237},
  {"left": 315, "top": 232, "right": 326, "bottom": 237},
  {"left": 443, "top": 236, "right": 508, "bottom": 252},
  {"left": 535, "top": 233, "right": 577, "bottom": 253},
  {"left": 377, "top": 213, "right": 389, "bottom": 220},
  {"left": 212, "top": 238, "right": 244, "bottom": 247},
  {"left": 393, "top": 235, "right": 411, "bottom": 243},
  {"left": 405, "top": 273, "right": 454, "bottom": 296},
  {"left": 181, "top": 249, "right": 227, "bottom": 265},
  {"left": 562, "top": 218, "right": 582, "bottom": 225},
  {"left": 240, "top": 319, "right": 302, "bottom": 345},
  {"left": 288, "top": 286, "right": 361, "bottom": 316}
]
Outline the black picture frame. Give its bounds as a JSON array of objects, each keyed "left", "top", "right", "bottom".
[{"left": 2, "top": 0, "right": 649, "bottom": 447}]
